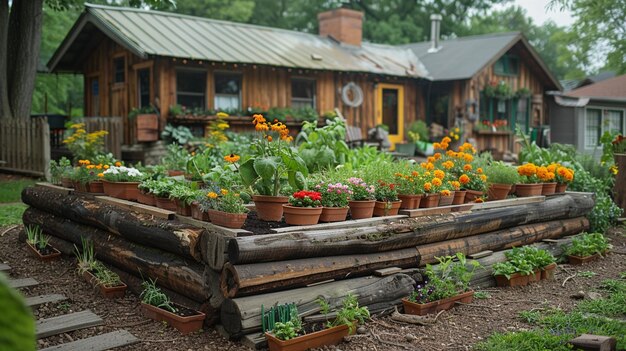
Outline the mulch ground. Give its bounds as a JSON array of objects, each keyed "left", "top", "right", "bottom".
[{"left": 1, "top": 225, "right": 624, "bottom": 351}]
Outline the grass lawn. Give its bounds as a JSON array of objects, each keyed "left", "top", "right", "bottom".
[
  {"left": 0, "top": 178, "right": 37, "bottom": 203},
  {"left": 0, "top": 204, "right": 27, "bottom": 226}
]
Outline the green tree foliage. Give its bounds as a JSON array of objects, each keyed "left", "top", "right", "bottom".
[
  {"left": 550, "top": 0, "right": 626, "bottom": 74},
  {"left": 175, "top": 0, "right": 255, "bottom": 22}
]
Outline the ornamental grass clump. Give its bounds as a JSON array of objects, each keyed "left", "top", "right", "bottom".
[
  {"left": 288, "top": 191, "right": 322, "bottom": 207},
  {"left": 484, "top": 162, "right": 520, "bottom": 185}
]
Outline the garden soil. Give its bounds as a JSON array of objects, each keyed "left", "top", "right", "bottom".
[{"left": 1, "top": 225, "right": 624, "bottom": 351}]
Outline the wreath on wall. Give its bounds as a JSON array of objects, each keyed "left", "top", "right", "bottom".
[{"left": 341, "top": 82, "right": 364, "bottom": 108}]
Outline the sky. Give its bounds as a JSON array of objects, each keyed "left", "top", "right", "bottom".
[{"left": 496, "top": 0, "right": 575, "bottom": 27}]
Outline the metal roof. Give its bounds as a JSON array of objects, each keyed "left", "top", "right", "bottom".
[
  {"left": 403, "top": 32, "right": 561, "bottom": 90},
  {"left": 48, "top": 4, "right": 429, "bottom": 78}
]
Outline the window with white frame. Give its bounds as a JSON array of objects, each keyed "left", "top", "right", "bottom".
[
  {"left": 214, "top": 73, "right": 241, "bottom": 110},
  {"left": 176, "top": 70, "right": 206, "bottom": 109},
  {"left": 585, "top": 107, "right": 625, "bottom": 148},
  {"left": 291, "top": 78, "right": 316, "bottom": 108}
]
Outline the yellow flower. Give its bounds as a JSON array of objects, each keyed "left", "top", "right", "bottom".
[
  {"left": 224, "top": 154, "right": 240, "bottom": 163},
  {"left": 220, "top": 189, "right": 228, "bottom": 196},
  {"left": 70, "top": 123, "right": 85, "bottom": 129},
  {"left": 115, "top": 161, "right": 122, "bottom": 167},
  {"left": 610, "top": 165, "right": 618, "bottom": 175},
  {"left": 463, "top": 154, "right": 473, "bottom": 163},
  {"left": 103, "top": 165, "right": 110, "bottom": 169},
  {"left": 432, "top": 178, "right": 442, "bottom": 187},
  {"left": 216, "top": 112, "right": 229, "bottom": 118},
  {"left": 86, "top": 165, "right": 95, "bottom": 169},
  {"left": 217, "top": 123, "right": 229, "bottom": 130},
  {"left": 97, "top": 173, "right": 104, "bottom": 178},
  {"left": 480, "top": 174, "right": 487, "bottom": 182},
  {"left": 207, "top": 192, "right": 218, "bottom": 199},
  {"left": 476, "top": 168, "right": 483, "bottom": 174}
]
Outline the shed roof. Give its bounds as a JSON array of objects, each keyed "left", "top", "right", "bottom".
[
  {"left": 403, "top": 32, "right": 562, "bottom": 90},
  {"left": 48, "top": 4, "right": 428, "bottom": 79},
  {"left": 567, "top": 74, "right": 626, "bottom": 100}
]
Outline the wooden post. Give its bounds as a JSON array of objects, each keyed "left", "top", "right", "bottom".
[{"left": 41, "top": 117, "right": 51, "bottom": 181}]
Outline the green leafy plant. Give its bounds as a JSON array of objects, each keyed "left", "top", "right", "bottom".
[
  {"left": 25, "top": 225, "right": 41, "bottom": 245},
  {"left": 91, "top": 261, "right": 123, "bottom": 288},
  {"left": 36, "top": 234, "right": 51, "bottom": 251},
  {"left": 484, "top": 161, "right": 520, "bottom": 185},
  {"left": 74, "top": 237, "right": 97, "bottom": 274},
  {"left": 272, "top": 321, "right": 298, "bottom": 341},
  {"left": 346, "top": 177, "right": 375, "bottom": 201},
  {"left": 409, "top": 253, "right": 481, "bottom": 303},
  {"left": 578, "top": 271, "right": 596, "bottom": 278},
  {"left": 216, "top": 190, "right": 248, "bottom": 214},
  {"left": 49, "top": 157, "right": 72, "bottom": 184},
  {"left": 296, "top": 118, "right": 349, "bottom": 172},
  {"left": 318, "top": 293, "right": 370, "bottom": 333},
  {"left": 140, "top": 278, "right": 176, "bottom": 313},
  {"left": 506, "top": 246, "right": 555, "bottom": 269},
  {"left": 565, "top": 232, "right": 610, "bottom": 257},
  {"left": 0, "top": 273, "right": 36, "bottom": 351},
  {"left": 128, "top": 106, "right": 155, "bottom": 120},
  {"left": 408, "top": 120, "right": 429, "bottom": 142},
  {"left": 168, "top": 183, "right": 198, "bottom": 205},
  {"left": 162, "top": 144, "right": 190, "bottom": 171},
  {"left": 161, "top": 124, "right": 194, "bottom": 145},
  {"left": 374, "top": 180, "right": 398, "bottom": 202},
  {"left": 518, "top": 310, "right": 542, "bottom": 324}
]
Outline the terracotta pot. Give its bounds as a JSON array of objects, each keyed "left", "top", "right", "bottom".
[
  {"left": 88, "top": 181, "right": 104, "bottom": 194},
  {"left": 319, "top": 207, "right": 349, "bottom": 222},
  {"left": 487, "top": 184, "right": 512, "bottom": 201},
  {"left": 438, "top": 191, "right": 455, "bottom": 206},
  {"left": 167, "top": 170, "right": 185, "bottom": 177},
  {"left": 102, "top": 181, "right": 140, "bottom": 201},
  {"left": 567, "top": 253, "right": 602, "bottom": 265},
  {"left": 463, "top": 190, "right": 484, "bottom": 203},
  {"left": 348, "top": 200, "right": 376, "bottom": 219},
  {"left": 265, "top": 324, "right": 350, "bottom": 351},
  {"left": 61, "top": 177, "right": 73, "bottom": 189},
  {"left": 141, "top": 302, "right": 206, "bottom": 335},
  {"left": 420, "top": 193, "right": 441, "bottom": 208},
  {"left": 82, "top": 270, "right": 127, "bottom": 299},
  {"left": 282, "top": 205, "right": 322, "bottom": 226},
  {"left": 541, "top": 182, "right": 557, "bottom": 195},
  {"left": 398, "top": 194, "right": 423, "bottom": 209},
  {"left": 541, "top": 263, "right": 557, "bottom": 280},
  {"left": 528, "top": 269, "right": 541, "bottom": 283},
  {"left": 191, "top": 202, "right": 209, "bottom": 221},
  {"left": 494, "top": 272, "right": 530, "bottom": 287},
  {"left": 155, "top": 196, "right": 178, "bottom": 211},
  {"left": 26, "top": 242, "right": 61, "bottom": 261},
  {"left": 555, "top": 183, "right": 568, "bottom": 193},
  {"left": 452, "top": 190, "right": 466, "bottom": 205},
  {"left": 373, "top": 200, "right": 402, "bottom": 217},
  {"left": 175, "top": 199, "right": 192, "bottom": 216},
  {"left": 253, "top": 195, "right": 289, "bottom": 222},
  {"left": 137, "top": 191, "right": 156, "bottom": 206},
  {"left": 401, "top": 290, "right": 474, "bottom": 316},
  {"left": 208, "top": 209, "right": 247, "bottom": 229},
  {"left": 72, "top": 180, "right": 89, "bottom": 192},
  {"left": 514, "top": 183, "right": 543, "bottom": 197}
]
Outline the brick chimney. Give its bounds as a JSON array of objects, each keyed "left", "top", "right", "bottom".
[{"left": 318, "top": 8, "right": 364, "bottom": 46}]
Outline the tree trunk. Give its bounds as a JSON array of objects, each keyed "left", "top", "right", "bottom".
[
  {"left": 228, "top": 194, "right": 595, "bottom": 264},
  {"left": 6, "top": 0, "right": 43, "bottom": 119},
  {"left": 0, "top": 0, "right": 11, "bottom": 118},
  {"left": 220, "top": 247, "right": 420, "bottom": 298},
  {"left": 22, "top": 207, "right": 208, "bottom": 302},
  {"left": 22, "top": 187, "right": 205, "bottom": 261},
  {"left": 219, "top": 273, "right": 416, "bottom": 338}
]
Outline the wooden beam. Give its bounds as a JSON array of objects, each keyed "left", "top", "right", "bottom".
[
  {"left": 270, "top": 215, "right": 408, "bottom": 233},
  {"left": 374, "top": 267, "right": 403, "bottom": 276},
  {"left": 94, "top": 196, "right": 175, "bottom": 220},
  {"left": 36, "top": 310, "right": 103, "bottom": 338},
  {"left": 35, "top": 182, "right": 74, "bottom": 195},
  {"left": 39, "top": 330, "right": 139, "bottom": 351},
  {"left": 175, "top": 214, "right": 252, "bottom": 237},
  {"left": 400, "top": 204, "right": 473, "bottom": 218},
  {"left": 25, "top": 294, "right": 67, "bottom": 308},
  {"left": 472, "top": 196, "right": 544, "bottom": 210},
  {"left": 0, "top": 263, "right": 11, "bottom": 272},
  {"left": 8, "top": 278, "right": 38, "bottom": 289},
  {"left": 468, "top": 251, "right": 493, "bottom": 259}
]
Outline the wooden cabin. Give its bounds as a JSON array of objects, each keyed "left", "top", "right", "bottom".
[{"left": 48, "top": 4, "right": 561, "bottom": 158}]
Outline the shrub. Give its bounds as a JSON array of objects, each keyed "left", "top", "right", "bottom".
[{"left": 485, "top": 162, "right": 520, "bottom": 185}]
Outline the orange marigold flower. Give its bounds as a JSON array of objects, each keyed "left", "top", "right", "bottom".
[
  {"left": 432, "top": 178, "right": 442, "bottom": 187},
  {"left": 442, "top": 161, "right": 454, "bottom": 169},
  {"left": 224, "top": 154, "right": 240, "bottom": 163},
  {"left": 427, "top": 156, "right": 436, "bottom": 163},
  {"left": 441, "top": 189, "right": 451, "bottom": 196},
  {"left": 424, "top": 182, "right": 432, "bottom": 192},
  {"left": 86, "top": 165, "right": 95, "bottom": 169},
  {"left": 480, "top": 174, "right": 487, "bottom": 182},
  {"left": 103, "top": 165, "right": 109, "bottom": 169},
  {"left": 255, "top": 123, "right": 269, "bottom": 132},
  {"left": 433, "top": 142, "right": 441, "bottom": 149},
  {"left": 115, "top": 161, "right": 122, "bottom": 167},
  {"left": 434, "top": 170, "right": 445, "bottom": 180},
  {"left": 97, "top": 173, "right": 104, "bottom": 178},
  {"left": 476, "top": 168, "right": 483, "bottom": 174},
  {"left": 207, "top": 192, "right": 218, "bottom": 199},
  {"left": 459, "top": 174, "right": 470, "bottom": 185},
  {"left": 411, "top": 171, "right": 419, "bottom": 177},
  {"left": 463, "top": 154, "right": 473, "bottom": 163},
  {"left": 442, "top": 137, "right": 452, "bottom": 143},
  {"left": 252, "top": 114, "right": 266, "bottom": 125},
  {"left": 433, "top": 153, "right": 441, "bottom": 160},
  {"left": 267, "top": 135, "right": 273, "bottom": 142},
  {"left": 463, "top": 164, "right": 472, "bottom": 171},
  {"left": 221, "top": 189, "right": 228, "bottom": 195},
  {"left": 475, "top": 197, "right": 484, "bottom": 203}
]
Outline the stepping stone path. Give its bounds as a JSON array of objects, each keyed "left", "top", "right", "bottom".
[{"left": 8, "top": 272, "right": 140, "bottom": 350}]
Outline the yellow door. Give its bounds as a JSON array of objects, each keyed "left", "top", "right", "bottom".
[{"left": 376, "top": 83, "right": 404, "bottom": 150}]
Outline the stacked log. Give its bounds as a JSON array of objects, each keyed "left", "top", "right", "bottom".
[{"left": 21, "top": 186, "right": 594, "bottom": 342}]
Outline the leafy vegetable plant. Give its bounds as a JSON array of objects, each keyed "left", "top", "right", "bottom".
[
  {"left": 565, "top": 232, "right": 610, "bottom": 257},
  {"left": 409, "top": 253, "right": 481, "bottom": 303}
]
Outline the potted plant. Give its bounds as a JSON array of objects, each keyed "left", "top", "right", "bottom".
[
  {"left": 163, "top": 144, "right": 189, "bottom": 177},
  {"left": 373, "top": 181, "right": 401, "bottom": 216},
  {"left": 485, "top": 162, "right": 519, "bottom": 200},
  {"left": 536, "top": 165, "right": 557, "bottom": 195},
  {"left": 151, "top": 179, "right": 178, "bottom": 211},
  {"left": 137, "top": 179, "right": 158, "bottom": 206},
  {"left": 25, "top": 225, "right": 61, "bottom": 261},
  {"left": 515, "top": 163, "right": 543, "bottom": 197},
  {"left": 239, "top": 115, "right": 308, "bottom": 222},
  {"left": 402, "top": 253, "right": 481, "bottom": 315},
  {"left": 534, "top": 249, "right": 557, "bottom": 280},
  {"left": 491, "top": 246, "right": 552, "bottom": 287},
  {"left": 75, "top": 238, "right": 127, "bottom": 298},
  {"left": 140, "top": 278, "right": 206, "bottom": 334},
  {"left": 264, "top": 294, "right": 369, "bottom": 351},
  {"left": 395, "top": 131, "right": 419, "bottom": 156},
  {"left": 552, "top": 163, "right": 574, "bottom": 193},
  {"left": 347, "top": 178, "right": 376, "bottom": 219},
  {"left": 102, "top": 163, "right": 143, "bottom": 200},
  {"left": 449, "top": 180, "right": 465, "bottom": 205},
  {"left": 191, "top": 192, "right": 210, "bottom": 221},
  {"left": 315, "top": 182, "right": 351, "bottom": 222},
  {"left": 283, "top": 191, "right": 323, "bottom": 226},
  {"left": 420, "top": 176, "right": 442, "bottom": 208},
  {"left": 492, "top": 260, "right": 534, "bottom": 287},
  {"left": 565, "top": 233, "right": 610, "bottom": 265},
  {"left": 169, "top": 184, "right": 197, "bottom": 216},
  {"left": 207, "top": 189, "right": 249, "bottom": 229},
  {"left": 394, "top": 171, "right": 424, "bottom": 209},
  {"left": 50, "top": 157, "right": 72, "bottom": 186},
  {"left": 459, "top": 170, "right": 488, "bottom": 203}
]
